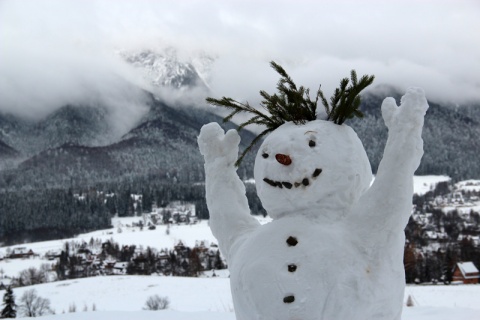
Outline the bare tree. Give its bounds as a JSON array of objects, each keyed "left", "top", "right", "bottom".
[
  {"left": 68, "top": 303, "right": 76, "bottom": 313},
  {"left": 39, "top": 263, "right": 55, "bottom": 283},
  {"left": 19, "top": 289, "right": 54, "bottom": 317},
  {"left": 144, "top": 295, "right": 170, "bottom": 310},
  {"left": 18, "top": 267, "right": 44, "bottom": 287}
]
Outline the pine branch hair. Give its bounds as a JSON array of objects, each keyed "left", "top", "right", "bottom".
[{"left": 206, "top": 61, "right": 374, "bottom": 166}]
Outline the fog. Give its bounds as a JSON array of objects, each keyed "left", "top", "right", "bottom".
[{"left": 1, "top": 0, "right": 479, "bottom": 133}]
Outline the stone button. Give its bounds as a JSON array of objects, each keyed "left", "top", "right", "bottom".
[
  {"left": 286, "top": 236, "right": 298, "bottom": 246},
  {"left": 283, "top": 295, "right": 295, "bottom": 303},
  {"left": 288, "top": 264, "right": 297, "bottom": 272}
]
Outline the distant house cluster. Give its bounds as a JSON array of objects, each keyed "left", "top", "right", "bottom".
[
  {"left": 48, "top": 237, "right": 225, "bottom": 281},
  {"left": 1, "top": 247, "right": 36, "bottom": 260},
  {"left": 0, "top": 237, "right": 227, "bottom": 291},
  {"left": 405, "top": 179, "right": 480, "bottom": 284}
]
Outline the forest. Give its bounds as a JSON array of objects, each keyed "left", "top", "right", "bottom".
[{"left": 0, "top": 179, "right": 263, "bottom": 245}]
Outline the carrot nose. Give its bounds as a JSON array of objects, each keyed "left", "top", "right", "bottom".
[{"left": 275, "top": 154, "right": 292, "bottom": 166}]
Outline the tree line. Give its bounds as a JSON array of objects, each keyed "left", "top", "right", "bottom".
[{"left": 0, "top": 178, "right": 264, "bottom": 245}]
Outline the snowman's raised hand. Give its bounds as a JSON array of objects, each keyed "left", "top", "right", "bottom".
[
  {"left": 354, "top": 88, "right": 429, "bottom": 236},
  {"left": 381, "top": 87, "right": 428, "bottom": 133},
  {"left": 198, "top": 122, "right": 260, "bottom": 258},
  {"left": 198, "top": 122, "right": 240, "bottom": 167}
]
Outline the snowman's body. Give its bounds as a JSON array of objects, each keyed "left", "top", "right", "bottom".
[
  {"left": 230, "top": 216, "right": 406, "bottom": 320},
  {"left": 198, "top": 88, "right": 428, "bottom": 320}
]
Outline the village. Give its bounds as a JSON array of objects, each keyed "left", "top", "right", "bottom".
[
  {"left": 405, "top": 179, "right": 480, "bottom": 284},
  {"left": 2, "top": 180, "right": 480, "bottom": 292},
  {"left": 0, "top": 201, "right": 228, "bottom": 292}
]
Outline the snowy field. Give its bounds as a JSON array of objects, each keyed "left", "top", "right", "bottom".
[
  {"left": 9, "top": 276, "right": 480, "bottom": 320},
  {"left": 413, "top": 175, "right": 450, "bottom": 196}
]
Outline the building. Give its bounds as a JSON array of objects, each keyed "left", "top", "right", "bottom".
[{"left": 452, "top": 262, "right": 479, "bottom": 284}]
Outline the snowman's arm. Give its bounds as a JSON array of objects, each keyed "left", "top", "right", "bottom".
[
  {"left": 353, "top": 88, "right": 428, "bottom": 231},
  {"left": 198, "top": 123, "right": 260, "bottom": 258}
]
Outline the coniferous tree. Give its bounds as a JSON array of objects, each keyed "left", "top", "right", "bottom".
[{"left": 1, "top": 286, "right": 17, "bottom": 318}]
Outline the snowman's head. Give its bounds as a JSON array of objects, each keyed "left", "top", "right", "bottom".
[{"left": 254, "top": 120, "right": 372, "bottom": 220}]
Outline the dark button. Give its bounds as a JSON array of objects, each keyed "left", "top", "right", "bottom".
[
  {"left": 312, "top": 168, "right": 322, "bottom": 178},
  {"left": 288, "top": 264, "right": 297, "bottom": 272},
  {"left": 283, "top": 295, "right": 295, "bottom": 303},
  {"left": 286, "top": 236, "right": 298, "bottom": 246}
]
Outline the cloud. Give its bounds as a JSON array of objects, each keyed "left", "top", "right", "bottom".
[{"left": 0, "top": 0, "right": 479, "bottom": 132}]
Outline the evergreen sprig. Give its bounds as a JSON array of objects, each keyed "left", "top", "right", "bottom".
[
  {"left": 206, "top": 61, "right": 374, "bottom": 166},
  {"left": 322, "top": 70, "right": 375, "bottom": 125}
]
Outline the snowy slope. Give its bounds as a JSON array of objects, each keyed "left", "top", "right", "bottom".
[
  {"left": 413, "top": 175, "right": 450, "bottom": 195},
  {"left": 9, "top": 276, "right": 480, "bottom": 320}
]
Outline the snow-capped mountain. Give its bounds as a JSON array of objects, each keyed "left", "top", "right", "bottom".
[{"left": 118, "top": 48, "right": 214, "bottom": 90}]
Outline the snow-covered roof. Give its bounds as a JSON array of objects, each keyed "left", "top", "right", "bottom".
[
  {"left": 114, "top": 262, "right": 128, "bottom": 269},
  {"left": 455, "top": 180, "right": 480, "bottom": 192},
  {"left": 457, "top": 262, "right": 479, "bottom": 279}
]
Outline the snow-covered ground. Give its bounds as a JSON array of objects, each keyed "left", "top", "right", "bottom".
[
  {"left": 413, "top": 175, "right": 450, "bottom": 196},
  {"left": 8, "top": 275, "right": 480, "bottom": 320}
]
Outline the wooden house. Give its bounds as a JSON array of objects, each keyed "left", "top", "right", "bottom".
[
  {"left": 452, "top": 262, "right": 479, "bottom": 284},
  {"left": 9, "top": 247, "right": 35, "bottom": 259}
]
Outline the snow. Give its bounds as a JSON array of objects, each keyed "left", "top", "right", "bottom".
[
  {"left": 0, "top": 258, "right": 51, "bottom": 279},
  {"left": 413, "top": 175, "right": 450, "bottom": 195},
  {"left": 455, "top": 179, "right": 480, "bottom": 192},
  {"left": 198, "top": 88, "right": 430, "bottom": 319},
  {"left": 0, "top": 219, "right": 218, "bottom": 262},
  {"left": 457, "top": 261, "right": 479, "bottom": 275},
  {"left": 7, "top": 276, "right": 480, "bottom": 320}
]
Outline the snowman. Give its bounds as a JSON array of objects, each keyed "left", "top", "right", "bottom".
[{"left": 198, "top": 65, "right": 428, "bottom": 319}]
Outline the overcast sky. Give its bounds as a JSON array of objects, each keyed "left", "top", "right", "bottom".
[{"left": 1, "top": 0, "right": 479, "bottom": 124}]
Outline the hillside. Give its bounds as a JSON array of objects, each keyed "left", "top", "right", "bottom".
[
  {"left": 0, "top": 95, "right": 258, "bottom": 191},
  {"left": 349, "top": 90, "right": 480, "bottom": 180},
  {"left": 1, "top": 89, "right": 479, "bottom": 194}
]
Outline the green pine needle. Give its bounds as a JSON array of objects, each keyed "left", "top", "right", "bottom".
[{"left": 206, "top": 61, "right": 374, "bottom": 166}]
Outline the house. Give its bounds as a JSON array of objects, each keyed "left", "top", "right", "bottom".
[
  {"left": 452, "top": 262, "right": 479, "bottom": 284},
  {"left": 8, "top": 247, "right": 35, "bottom": 259},
  {"left": 45, "top": 250, "right": 62, "bottom": 260},
  {"left": 113, "top": 262, "right": 128, "bottom": 275}
]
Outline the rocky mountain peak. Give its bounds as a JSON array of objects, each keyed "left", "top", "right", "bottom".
[{"left": 118, "top": 48, "right": 214, "bottom": 90}]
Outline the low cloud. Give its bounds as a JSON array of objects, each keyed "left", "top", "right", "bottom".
[{"left": 0, "top": 0, "right": 479, "bottom": 133}]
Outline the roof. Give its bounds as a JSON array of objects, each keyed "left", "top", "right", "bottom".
[{"left": 457, "top": 262, "right": 479, "bottom": 279}]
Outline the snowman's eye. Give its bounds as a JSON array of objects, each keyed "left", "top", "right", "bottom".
[
  {"left": 309, "top": 140, "right": 316, "bottom": 147},
  {"left": 262, "top": 153, "right": 269, "bottom": 159}
]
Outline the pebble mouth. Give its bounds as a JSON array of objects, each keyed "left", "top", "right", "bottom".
[{"left": 263, "top": 168, "right": 322, "bottom": 189}]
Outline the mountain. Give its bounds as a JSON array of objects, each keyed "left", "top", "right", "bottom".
[
  {"left": 349, "top": 90, "right": 480, "bottom": 180},
  {"left": 34, "top": 104, "right": 115, "bottom": 150},
  {"left": 0, "top": 139, "right": 19, "bottom": 170},
  {"left": 0, "top": 95, "right": 258, "bottom": 191},
  {"left": 119, "top": 48, "right": 214, "bottom": 90},
  {"left": 0, "top": 104, "right": 116, "bottom": 159},
  {"left": 1, "top": 89, "right": 480, "bottom": 192}
]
